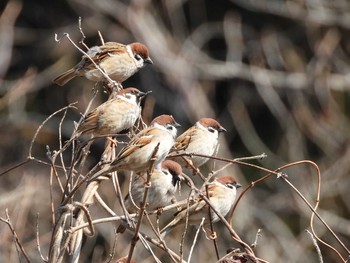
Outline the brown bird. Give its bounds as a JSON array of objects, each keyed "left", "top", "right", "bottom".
[
  {"left": 160, "top": 176, "right": 241, "bottom": 237},
  {"left": 53, "top": 42, "right": 153, "bottom": 86},
  {"left": 125, "top": 160, "right": 182, "bottom": 213},
  {"left": 74, "top": 87, "right": 149, "bottom": 138},
  {"left": 168, "top": 118, "right": 226, "bottom": 171},
  {"left": 88, "top": 115, "right": 180, "bottom": 181}
]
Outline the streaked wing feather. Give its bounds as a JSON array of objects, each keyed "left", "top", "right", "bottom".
[
  {"left": 115, "top": 134, "right": 153, "bottom": 162},
  {"left": 76, "top": 111, "right": 98, "bottom": 134},
  {"left": 78, "top": 42, "right": 127, "bottom": 70},
  {"left": 174, "top": 127, "right": 196, "bottom": 150}
]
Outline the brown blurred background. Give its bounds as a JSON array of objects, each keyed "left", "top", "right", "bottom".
[{"left": 1, "top": 0, "right": 350, "bottom": 262}]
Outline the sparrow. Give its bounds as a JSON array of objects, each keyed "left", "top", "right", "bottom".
[
  {"left": 88, "top": 115, "right": 180, "bottom": 181},
  {"left": 53, "top": 42, "right": 153, "bottom": 86},
  {"left": 168, "top": 118, "right": 226, "bottom": 170},
  {"left": 124, "top": 160, "right": 183, "bottom": 213},
  {"left": 160, "top": 176, "right": 241, "bottom": 237},
  {"left": 73, "top": 87, "right": 149, "bottom": 138}
]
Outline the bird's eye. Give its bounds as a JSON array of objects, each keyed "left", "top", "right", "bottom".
[
  {"left": 135, "top": 54, "right": 142, "bottom": 61},
  {"left": 226, "top": 183, "right": 234, "bottom": 189},
  {"left": 208, "top": 127, "right": 215, "bottom": 133}
]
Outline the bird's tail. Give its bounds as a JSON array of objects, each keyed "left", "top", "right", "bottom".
[{"left": 53, "top": 68, "right": 77, "bottom": 86}]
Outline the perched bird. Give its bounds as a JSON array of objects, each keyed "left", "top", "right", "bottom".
[
  {"left": 168, "top": 118, "right": 226, "bottom": 171},
  {"left": 53, "top": 42, "right": 153, "bottom": 86},
  {"left": 160, "top": 176, "right": 241, "bottom": 237},
  {"left": 125, "top": 160, "right": 183, "bottom": 213},
  {"left": 73, "top": 87, "right": 149, "bottom": 138},
  {"left": 88, "top": 115, "right": 180, "bottom": 181}
]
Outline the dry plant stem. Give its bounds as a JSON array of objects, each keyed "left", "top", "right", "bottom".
[
  {"left": 230, "top": 159, "right": 349, "bottom": 262},
  {"left": 206, "top": 184, "right": 220, "bottom": 260},
  {"left": 54, "top": 33, "right": 117, "bottom": 87},
  {"left": 196, "top": 192, "right": 260, "bottom": 262},
  {"left": 127, "top": 173, "right": 141, "bottom": 211},
  {"left": 180, "top": 156, "right": 206, "bottom": 181},
  {"left": 0, "top": 209, "right": 31, "bottom": 263},
  {"left": 58, "top": 107, "right": 69, "bottom": 178},
  {"left": 180, "top": 190, "right": 193, "bottom": 262},
  {"left": 70, "top": 180, "right": 101, "bottom": 263},
  {"left": 251, "top": 229, "right": 262, "bottom": 248},
  {"left": 143, "top": 213, "right": 178, "bottom": 263},
  {"left": 188, "top": 217, "right": 205, "bottom": 263},
  {"left": 126, "top": 143, "right": 160, "bottom": 263},
  {"left": 281, "top": 176, "right": 348, "bottom": 262},
  {"left": 140, "top": 233, "right": 184, "bottom": 263},
  {"left": 0, "top": 158, "right": 32, "bottom": 177},
  {"left": 277, "top": 161, "right": 349, "bottom": 261},
  {"left": 93, "top": 185, "right": 179, "bottom": 261},
  {"left": 69, "top": 200, "right": 190, "bottom": 233},
  {"left": 74, "top": 202, "right": 95, "bottom": 236},
  {"left": 230, "top": 172, "right": 273, "bottom": 224},
  {"left": 112, "top": 171, "right": 133, "bottom": 227},
  {"left": 49, "top": 166, "right": 56, "bottom": 225},
  {"left": 48, "top": 153, "right": 65, "bottom": 194},
  {"left": 36, "top": 214, "right": 48, "bottom": 262},
  {"left": 28, "top": 103, "right": 77, "bottom": 158},
  {"left": 61, "top": 140, "right": 97, "bottom": 204},
  {"left": 137, "top": 215, "right": 162, "bottom": 263},
  {"left": 306, "top": 229, "right": 323, "bottom": 263},
  {"left": 78, "top": 17, "right": 88, "bottom": 49},
  {"left": 94, "top": 191, "right": 116, "bottom": 216},
  {"left": 48, "top": 213, "right": 68, "bottom": 263},
  {"left": 106, "top": 228, "right": 118, "bottom": 263},
  {"left": 98, "top": 30, "right": 105, "bottom": 45},
  {"left": 60, "top": 89, "right": 98, "bottom": 155},
  {"left": 76, "top": 140, "right": 94, "bottom": 181}
]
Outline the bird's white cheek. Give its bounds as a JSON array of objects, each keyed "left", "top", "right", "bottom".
[{"left": 169, "top": 127, "right": 178, "bottom": 139}]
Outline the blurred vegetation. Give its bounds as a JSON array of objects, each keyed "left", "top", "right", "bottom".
[{"left": 1, "top": 0, "right": 350, "bottom": 262}]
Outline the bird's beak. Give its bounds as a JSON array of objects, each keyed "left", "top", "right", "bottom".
[
  {"left": 219, "top": 126, "right": 227, "bottom": 133},
  {"left": 174, "top": 122, "right": 181, "bottom": 128},
  {"left": 138, "top": 90, "right": 152, "bottom": 98},
  {"left": 144, "top": 57, "right": 153, "bottom": 64}
]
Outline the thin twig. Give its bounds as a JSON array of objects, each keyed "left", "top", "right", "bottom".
[
  {"left": 58, "top": 106, "right": 69, "bottom": 179},
  {"left": 0, "top": 158, "right": 32, "bottom": 177},
  {"left": 180, "top": 190, "right": 193, "bottom": 262},
  {"left": 306, "top": 229, "right": 323, "bottom": 263},
  {"left": 281, "top": 176, "right": 349, "bottom": 260},
  {"left": 206, "top": 184, "right": 220, "bottom": 260},
  {"left": 28, "top": 103, "right": 77, "bottom": 157},
  {"left": 0, "top": 209, "right": 31, "bottom": 263},
  {"left": 54, "top": 33, "right": 117, "bottom": 86},
  {"left": 36, "top": 213, "right": 48, "bottom": 262},
  {"left": 188, "top": 217, "right": 205, "bottom": 263},
  {"left": 69, "top": 200, "right": 190, "bottom": 233},
  {"left": 78, "top": 17, "right": 88, "bottom": 49},
  {"left": 251, "top": 229, "right": 262, "bottom": 248},
  {"left": 143, "top": 213, "right": 177, "bottom": 263},
  {"left": 126, "top": 143, "right": 160, "bottom": 263}
]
